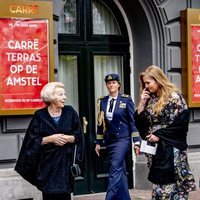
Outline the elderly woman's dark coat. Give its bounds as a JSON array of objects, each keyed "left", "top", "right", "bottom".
[{"left": 15, "top": 105, "right": 85, "bottom": 194}]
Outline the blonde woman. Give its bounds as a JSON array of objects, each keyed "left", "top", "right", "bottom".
[
  {"left": 134, "top": 66, "right": 196, "bottom": 199},
  {"left": 15, "top": 82, "right": 85, "bottom": 200}
]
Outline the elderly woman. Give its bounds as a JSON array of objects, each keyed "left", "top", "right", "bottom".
[{"left": 15, "top": 82, "right": 85, "bottom": 200}]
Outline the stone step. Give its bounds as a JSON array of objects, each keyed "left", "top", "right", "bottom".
[{"left": 188, "top": 152, "right": 200, "bottom": 161}]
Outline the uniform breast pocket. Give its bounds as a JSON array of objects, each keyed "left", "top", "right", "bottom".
[{"left": 119, "top": 102, "right": 126, "bottom": 109}]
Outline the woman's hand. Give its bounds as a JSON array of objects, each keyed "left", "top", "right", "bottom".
[
  {"left": 50, "top": 134, "right": 67, "bottom": 146},
  {"left": 141, "top": 88, "right": 151, "bottom": 104},
  {"left": 134, "top": 145, "right": 140, "bottom": 155},
  {"left": 137, "top": 88, "right": 151, "bottom": 113},
  {"left": 146, "top": 134, "right": 159, "bottom": 143},
  {"left": 62, "top": 135, "right": 75, "bottom": 143},
  {"left": 95, "top": 144, "right": 101, "bottom": 156},
  {"left": 42, "top": 134, "right": 75, "bottom": 146}
]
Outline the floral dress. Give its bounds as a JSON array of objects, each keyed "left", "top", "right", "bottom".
[{"left": 144, "top": 92, "right": 196, "bottom": 200}]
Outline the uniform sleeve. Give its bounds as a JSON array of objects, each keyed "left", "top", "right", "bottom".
[
  {"left": 95, "top": 98, "right": 104, "bottom": 145},
  {"left": 127, "top": 96, "right": 140, "bottom": 144}
]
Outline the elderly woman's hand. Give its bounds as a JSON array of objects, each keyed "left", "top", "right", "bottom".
[
  {"left": 42, "top": 134, "right": 75, "bottom": 146},
  {"left": 62, "top": 135, "right": 75, "bottom": 144},
  {"left": 53, "top": 134, "right": 67, "bottom": 146}
]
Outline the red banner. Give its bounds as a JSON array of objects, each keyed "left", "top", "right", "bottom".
[
  {"left": 191, "top": 25, "right": 200, "bottom": 103},
  {"left": 0, "top": 18, "right": 48, "bottom": 110}
]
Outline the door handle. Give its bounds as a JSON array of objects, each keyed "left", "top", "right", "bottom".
[{"left": 82, "top": 117, "right": 88, "bottom": 134}]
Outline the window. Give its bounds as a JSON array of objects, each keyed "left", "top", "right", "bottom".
[
  {"left": 59, "top": 0, "right": 77, "bottom": 34},
  {"left": 92, "top": 0, "right": 120, "bottom": 35}
]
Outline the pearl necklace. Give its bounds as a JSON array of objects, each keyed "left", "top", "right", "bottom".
[{"left": 48, "top": 107, "right": 62, "bottom": 117}]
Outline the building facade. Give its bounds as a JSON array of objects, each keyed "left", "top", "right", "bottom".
[{"left": 0, "top": 0, "right": 200, "bottom": 199}]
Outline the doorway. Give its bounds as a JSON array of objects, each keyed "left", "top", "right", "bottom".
[{"left": 58, "top": 0, "right": 132, "bottom": 194}]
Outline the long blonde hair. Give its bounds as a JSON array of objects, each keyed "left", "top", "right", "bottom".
[{"left": 139, "top": 65, "right": 179, "bottom": 115}]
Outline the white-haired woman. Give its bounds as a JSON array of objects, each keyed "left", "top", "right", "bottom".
[
  {"left": 15, "top": 82, "right": 85, "bottom": 200},
  {"left": 134, "top": 66, "right": 196, "bottom": 199}
]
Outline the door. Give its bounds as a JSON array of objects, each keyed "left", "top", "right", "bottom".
[{"left": 58, "top": 0, "right": 132, "bottom": 194}]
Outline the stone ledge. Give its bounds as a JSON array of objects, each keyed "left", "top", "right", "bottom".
[{"left": 0, "top": 169, "right": 42, "bottom": 200}]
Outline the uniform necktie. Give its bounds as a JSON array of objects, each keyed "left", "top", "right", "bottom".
[{"left": 108, "top": 98, "right": 115, "bottom": 112}]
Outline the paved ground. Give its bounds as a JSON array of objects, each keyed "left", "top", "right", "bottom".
[{"left": 73, "top": 188, "right": 200, "bottom": 200}]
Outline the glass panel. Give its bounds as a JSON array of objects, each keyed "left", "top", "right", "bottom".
[
  {"left": 92, "top": 0, "right": 120, "bottom": 35},
  {"left": 59, "top": 0, "right": 77, "bottom": 34},
  {"left": 94, "top": 55, "right": 123, "bottom": 99},
  {"left": 94, "top": 55, "right": 123, "bottom": 122},
  {"left": 94, "top": 55, "right": 123, "bottom": 174},
  {"left": 59, "top": 55, "right": 79, "bottom": 113}
]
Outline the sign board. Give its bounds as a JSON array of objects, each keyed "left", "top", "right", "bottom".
[
  {"left": 181, "top": 9, "right": 200, "bottom": 107},
  {"left": 0, "top": 0, "right": 54, "bottom": 115}
]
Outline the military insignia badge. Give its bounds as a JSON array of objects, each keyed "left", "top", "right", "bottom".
[
  {"left": 119, "top": 102, "right": 126, "bottom": 108},
  {"left": 121, "top": 94, "right": 129, "bottom": 98},
  {"left": 104, "top": 73, "right": 120, "bottom": 83},
  {"left": 108, "top": 75, "right": 112, "bottom": 80}
]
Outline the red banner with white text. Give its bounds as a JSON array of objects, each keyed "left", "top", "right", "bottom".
[
  {"left": 191, "top": 25, "right": 200, "bottom": 103},
  {"left": 0, "top": 18, "right": 48, "bottom": 110}
]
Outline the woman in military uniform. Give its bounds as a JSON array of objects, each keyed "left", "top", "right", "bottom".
[{"left": 95, "top": 73, "right": 140, "bottom": 200}]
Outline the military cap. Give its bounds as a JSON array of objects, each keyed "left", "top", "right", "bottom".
[{"left": 104, "top": 73, "right": 120, "bottom": 83}]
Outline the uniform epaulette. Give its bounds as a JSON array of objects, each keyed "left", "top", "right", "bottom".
[
  {"left": 121, "top": 94, "right": 129, "bottom": 98},
  {"left": 98, "top": 96, "right": 106, "bottom": 100}
]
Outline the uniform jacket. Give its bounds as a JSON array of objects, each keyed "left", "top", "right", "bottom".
[
  {"left": 96, "top": 93, "right": 139, "bottom": 144},
  {"left": 15, "top": 105, "right": 85, "bottom": 193}
]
